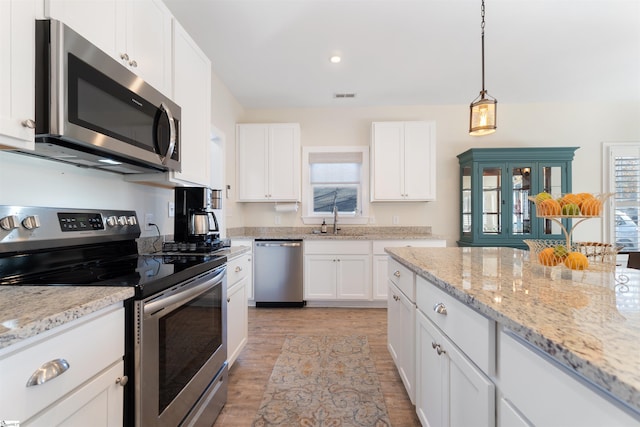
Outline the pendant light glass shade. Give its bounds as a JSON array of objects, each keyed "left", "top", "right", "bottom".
[{"left": 469, "top": 91, "right": 497, "bottom": 136}]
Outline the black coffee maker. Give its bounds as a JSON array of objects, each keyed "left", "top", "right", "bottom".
[{"left": 174, "top": 187, "right": 222, "bottom": 251}]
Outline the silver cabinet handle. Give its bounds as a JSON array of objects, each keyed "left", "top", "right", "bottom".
[
  {"left": 393, "top": 270, "right": 401, "bottom": 278},
  {"left": 116, "top": 376, "right": 128, "bottom": 387},
  {"left": 434, "top": 302, "right": 448, "bottom": 315},
  {"left": 21, "top": 119, "right": 36, "bottom": 129},
  {"left": 26, "top": 358, "right": 70, "bottom": 387},
  {"left": 431, "top": 342, "right": 446, "bottom": 355},
  {"left": 129, "top": 59, "right": 138, "bottom": 68},
  {"left": 235, "top": 266, "right": 242, "bottom": 272},
  {"left": 227, "top": 297, "right": 231, "bottom": 303},
  {"left": 120, "top": 53, "right": 129, "bottom": 61}
]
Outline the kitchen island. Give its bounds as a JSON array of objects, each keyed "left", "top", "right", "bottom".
[{"left": 386, "top": 246, "right": 640, "bottom": 425}]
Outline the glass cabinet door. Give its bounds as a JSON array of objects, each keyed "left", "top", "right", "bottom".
[
  {"left": 538, "top": 164, "right": 567, "bottom": 236},
  {"left": 510, "top": 165, "right": 533, "bottom": 237},
  {"left": 461, "top": 166, "right": 472, "bottom": 236},
  {"left": 481, "top": 166, "right": 502, "bottom": 235}
]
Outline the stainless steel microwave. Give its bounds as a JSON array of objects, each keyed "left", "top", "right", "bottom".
[{"left": 27, "top": 19, "right": 181, "bottom": 174}]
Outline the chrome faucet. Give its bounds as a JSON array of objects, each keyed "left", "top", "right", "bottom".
[{"left": 332, "top": 190, "right": 339, "bottom": 234}]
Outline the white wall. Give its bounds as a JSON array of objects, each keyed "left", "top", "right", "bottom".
[{"left": 232, "top": 101, "right": 640, "bottom": 246}]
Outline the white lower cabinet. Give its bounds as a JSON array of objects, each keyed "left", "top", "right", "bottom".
[
  {"left": 387, "top": 280, "right": 416, "bottom": 403},
  {"left": 0, "top": 304, "right": 125, "bottom": 425},
  {"left": 414, "top": 275, "right": 495, "bottom": 427},
  {"left": 498, "top": 329, "right": 640, "bottom": 427},
  {"left": 416, "top": 309, "right": 495, "bottom": 427},
  {"left": 304, "top": 241, "right": 371, "bottom": 301},
  {"left": 226, "top": 251, "right": 251, "bottom": 367}
]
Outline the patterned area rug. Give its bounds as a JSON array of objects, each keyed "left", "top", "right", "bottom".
[{"left": 252, "top": 335, "right": 391, "bottom": 426}]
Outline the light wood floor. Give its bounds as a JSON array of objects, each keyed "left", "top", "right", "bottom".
[{"left": 213, "top": 307, "right": 420, "bottom": 426}]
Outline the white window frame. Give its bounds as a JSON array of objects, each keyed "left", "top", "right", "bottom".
[
  {"left": 301, "top": 146, "right": 370, "bottom": 225},
  {"left": 602, "top": 141, "right": 640, "bottom": 248}
]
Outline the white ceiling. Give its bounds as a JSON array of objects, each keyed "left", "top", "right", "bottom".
[{"left": 164, "top": 0, "right": 640, "bottom": 109}]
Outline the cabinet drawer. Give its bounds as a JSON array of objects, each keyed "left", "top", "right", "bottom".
[
  {"left": 373, "top": 239, "right": 445, "bottom": 254},
  {"left": 304, "top": 240, "right": 370, "bottom": 255},
  {"left": 0, "top": 305, "right": 124, "bottom": 422},
  {"left": 227, "top": 253, "right": 250, "bottom": 288},
  {"left": 416, "top": 277, "right": 494, "bottom": 374},
  {"left": 388, "top": 258, "right": 415, "bottom": 301}
]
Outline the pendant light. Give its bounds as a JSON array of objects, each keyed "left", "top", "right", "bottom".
[{"left": 469, "top": 0, "right": 497, "bottom": 136}]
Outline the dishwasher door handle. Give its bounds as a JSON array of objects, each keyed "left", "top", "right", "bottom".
[{"left": 255, "top": 242, "right": 301, "bottom": 247}]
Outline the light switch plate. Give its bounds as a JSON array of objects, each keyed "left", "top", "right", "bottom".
[{"left": 168, "top": 202, "right": 175, "bottom": 217}]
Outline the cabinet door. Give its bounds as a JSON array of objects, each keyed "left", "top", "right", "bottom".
[
  {"left": 268, "top": 124, "right": 300, "bottom": 201},
  {"left": 26, "top": 361, "right": 124, "bottom": 427},
  {"left": 416, "top": 310, "right": 446, "bottom": 427},
  {"left": 304, "top": 255, "right": 337, "bottom": 299},
  {"left": 45, "top": 0, "right": 121, "bottom": 60},
  {"left": 404, "top": 121, "right": 436, "bottom": 201},
  {"left": 371, "top": 122, "right": 404, "bottom": 200},
  {"left": 336, "top": 255, "right": 370, "bottom": 299},
  {"left": 173, "top": 20, "right": 211, "bottom": 186},
  {"left": 0, "top": 0, "right": 36, "bottom": 149},
  {"left": 447, "top": 332, "right": 495, "bottom": 427},
  {"left": 387, "top": 281, "right": 402, "bottom": 365},
  {"left": 125, "top": 0, "right": 172, "bottom": 94},
  {"left": 227, "top": 278, "right": 248, "bottom": 367},
  {"left": 373, "top": 255, "right": 389, "bottom": 300},
  {"left": 237, "top": 125, "right": 269, "bottom": 201},
  {"left": 397, "top": 286, "right": 416, "bottom": 403}
]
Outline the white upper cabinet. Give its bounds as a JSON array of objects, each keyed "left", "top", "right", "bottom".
[
  {"left": 237, "top": 123, "right": 301, "bottom": 202},
  {"left": 0, "top": 0, "right": 36, "bottom": 150},
  {"left": 46, "top": 0, "right": 172, "bottom": 95},
  {"left": 171, "top": 19, "right": 211, "bottom": 186},
  {"left": 370, "top": 121, "right": 436, "bottom": 201}
]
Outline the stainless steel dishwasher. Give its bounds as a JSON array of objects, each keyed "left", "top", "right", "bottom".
[{"left": 254, "top": 239, "right": 304, "bottom": 307}]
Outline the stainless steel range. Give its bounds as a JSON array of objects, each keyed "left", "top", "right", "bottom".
[{"left": 0, "top": 205, "right": 228, "bottom": 427}]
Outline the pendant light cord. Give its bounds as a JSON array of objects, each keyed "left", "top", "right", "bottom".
[{"left": 480, "top": 0, "right": 486, "bottom": 94}]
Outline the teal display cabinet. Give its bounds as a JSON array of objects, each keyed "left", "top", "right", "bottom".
[{"left": 457, "top": 147, "right": 579, "bottom": 248}]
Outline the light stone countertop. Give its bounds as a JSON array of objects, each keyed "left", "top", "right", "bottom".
[
  {"left": 385, "top": 246, "right": 640, "bottom": 414},
  {"left": 0, "top": 286, "right": 134, "bottom": 350},
  {"left": 228, "top": 226, "right": 444, "bottom": 241}
]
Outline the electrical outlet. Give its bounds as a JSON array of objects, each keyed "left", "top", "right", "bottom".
[
  {"left": 145, "top": 213, "right": 154, "bottom": 230},
  {"left": 168, "top": 202, "right": 175, "bottom": 217},
  {"left": 392, "top": 215, "right": 399, "bottom": 225},
  {"left": 369, "top": 216, "right": 376, "bottom": 224},
  {"left": 275, "top": 215, "right": 281, "bottom": 225}
]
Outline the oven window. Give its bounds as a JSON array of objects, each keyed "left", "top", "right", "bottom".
[{"left": 158, "top": 285, "right": 222, "bottom": 414}]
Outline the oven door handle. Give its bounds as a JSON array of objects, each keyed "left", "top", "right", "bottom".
[{"left": 144, "top": 267, "right": 226, "bottom": 316}]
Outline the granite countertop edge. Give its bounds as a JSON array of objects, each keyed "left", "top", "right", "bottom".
[
  {"left": 0, "top": 286, "right": 134, "bottom": 351},
  {"left": 385, "top": 247, "right": 640, "bottom": 415}
]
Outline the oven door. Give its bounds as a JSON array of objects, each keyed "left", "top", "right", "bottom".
[{"left": 135, "top": 265, "right": 227, "bottom": 427}]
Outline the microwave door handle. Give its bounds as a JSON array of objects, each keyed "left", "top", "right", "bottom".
[{"left": 159, "top": 102, "right": 176, "bottom": 164}]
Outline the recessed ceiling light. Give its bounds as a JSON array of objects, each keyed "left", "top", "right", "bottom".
[{"left": 330, "top": 55, "right": 341, "bottom": 64}]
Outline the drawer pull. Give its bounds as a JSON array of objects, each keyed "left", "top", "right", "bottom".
[
  {"left": 26, "top": 358, "right": 70, "bottom": 387},
  {"left": 434, "top": 302, "right": 448, "bottom": 315},
  {"left": 431, "top": 342, "right": 438, "bottom": 349},
  {"left": 235, "top": 266, "right": 242, "bottom": 272},
  {"left": 116, "top": 375, "right": 128, "bottom": 387},
  {"left": 393, "top": 270, "right": 401, "bottom": 277},
  {"left": 435, "top": 344, "right": 447, "bottom": 356}
]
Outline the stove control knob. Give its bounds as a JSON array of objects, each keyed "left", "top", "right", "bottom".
[
  {"left": 22, "top": 215, "right": 41, "bottom": 230},
  {"left": 106, "top": 216, "right": 118, "bottom": 227},
  {"left": 117, "top": 216, "right": 127, "bottom": 226},
  {"left": 0, "top": 215, "right": 19, "bottom": 230},
  {"left": 127, "top": 216, "right": 137, "bottom": 226}
]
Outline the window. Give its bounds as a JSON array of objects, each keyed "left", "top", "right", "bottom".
[
  {"left": 604, "top": 143, "right": 640, "bottom": 250},
  {"left": 302, "top": 146, "right": 369, "bottom": 224}
]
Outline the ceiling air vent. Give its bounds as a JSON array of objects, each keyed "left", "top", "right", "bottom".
[{"left": 334, "top": 93, "right": 356, "bottom": 99}]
